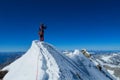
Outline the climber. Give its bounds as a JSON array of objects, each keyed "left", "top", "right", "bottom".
[{"left": 38, "top": 23, "right": 47, "bottom": 41}]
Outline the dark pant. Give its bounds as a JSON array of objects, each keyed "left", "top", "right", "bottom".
[{"left": 40, "top": 35, "right": 44, "bottom": 41}]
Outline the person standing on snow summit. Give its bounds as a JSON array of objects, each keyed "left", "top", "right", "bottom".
[{"left": 38, "top": 24, "right": 47, "bottom": 41}]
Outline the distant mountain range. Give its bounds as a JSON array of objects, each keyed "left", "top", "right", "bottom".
[{"left": 0, "top": 52, "right": 25, "bottom": 69}]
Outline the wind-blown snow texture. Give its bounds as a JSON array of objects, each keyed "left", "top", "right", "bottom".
[{"left": 3, "top": 40, "right": 115, "bottom": 80}]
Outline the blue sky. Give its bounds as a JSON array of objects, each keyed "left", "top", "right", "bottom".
[{"left": 0, "top": 0, "right": 120, "bottom": 52}]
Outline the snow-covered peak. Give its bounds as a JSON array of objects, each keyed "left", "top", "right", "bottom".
[
  {"left": 73, "top": 49, "right": 80, "bottom": 55},
  {"left": 2, "top": 40, "right": 115, "bottom": 80}
]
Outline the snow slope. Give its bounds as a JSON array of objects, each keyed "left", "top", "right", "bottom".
[{"left": 2, "top": 40, "right": 115, "bottom": 80}]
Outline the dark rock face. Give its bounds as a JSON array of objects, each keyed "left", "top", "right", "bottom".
[{"left": 0, "top": 70, "right": 8, "bottom": 79}]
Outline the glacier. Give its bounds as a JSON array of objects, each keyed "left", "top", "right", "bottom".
[{"left": 2, "top": 40, "right": 116, "bottom": 80}]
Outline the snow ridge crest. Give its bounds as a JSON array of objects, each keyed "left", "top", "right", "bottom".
[{"left": 2, "top": 40, "right": 115, "bottom": 80}]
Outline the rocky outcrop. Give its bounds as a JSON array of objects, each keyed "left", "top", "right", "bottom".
[{"left": 0, "top": 70, "right": 8, "bottom": 80}]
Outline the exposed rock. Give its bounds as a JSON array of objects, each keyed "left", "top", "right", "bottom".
[
  {"left": 0, "top": 70, "right": 8, "bottom": 79},
  {"left": 81, "top": 49, "right": 91, "bottom": 58}
]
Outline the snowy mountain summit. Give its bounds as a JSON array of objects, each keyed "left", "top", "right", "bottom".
[{"left": 2, "top": 40, "right": 115, "bottom": 80}]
